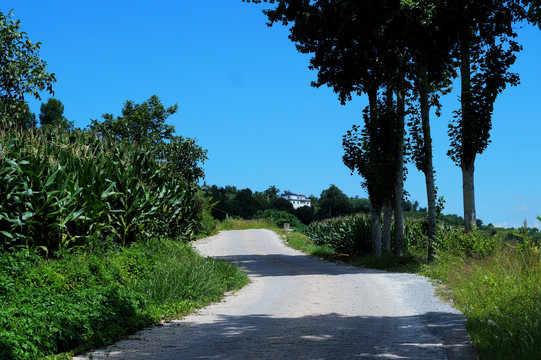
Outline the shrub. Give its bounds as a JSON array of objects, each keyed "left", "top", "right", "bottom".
[
  {"left": 436, "top": 225, "right": 500, "bottom": 258},
  {"left": 255, "top": 209, "right": 306, "bottom": 232},
  {"left": 0, "top": 239, "right": 248, "bottom": 359}
]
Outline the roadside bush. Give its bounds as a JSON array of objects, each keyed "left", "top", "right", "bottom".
[
  {"left": 255, "top": 209, "right": 306, "bottom": 232},
  {"left": 436, "top": 225, "right": 500, "bottom": 258},
  {"left": 0, "top": 238, "right": 248, "bottom": 359}
]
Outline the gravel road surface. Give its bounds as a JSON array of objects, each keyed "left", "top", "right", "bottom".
[{"left": 74, "top": 229, "right": 477, "bottom": 359}]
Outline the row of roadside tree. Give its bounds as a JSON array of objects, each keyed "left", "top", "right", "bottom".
[{"left": 246, "top": 0, "right": 541, "bottom": 259}]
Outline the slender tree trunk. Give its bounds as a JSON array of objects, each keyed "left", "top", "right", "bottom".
[
  {"left": 371, "top": 203, "right": 382, "bottom": 256},
  {"left": 419, "top": 69, "right": 437, "bottom": 262},
  {"left": 394, "top": 89, "right": 405, "bottom": 256},
  {"left": 379, "top": 85, "right": 394, "bottom": 254},
  {"left": 367, "top": 86, "right": 382, "bottom": 256},
  {"left": 383, "top": 202, "right": 392, "bottom": 253},
  {"left": 460, "top": 33, "right": 477, "bottom": 232}
]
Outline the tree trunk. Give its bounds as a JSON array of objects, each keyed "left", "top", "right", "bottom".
[
  {"left": 460, "top": 31, "right": 477, "bottom": 233},
  {"left": 394, "top": 89, "right": 405, "bottom": 256},
  {"left": 419, "top": 69, "right": 438, "bottom": 262},
  {"left": 462, "top": 158, "right": 476, "bottom": 231},
  {"left": 367, "top": 86, "right": 382, "bottom": 256},
  {"left": 383, "top": 202, "right": 392, "bottom": 253},
  {"left": 370, "top": 203, "right": 382, "bottom": 256}
]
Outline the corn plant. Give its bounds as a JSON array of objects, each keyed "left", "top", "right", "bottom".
[{"left": 0, "top": 128, "right": 201, "bottom": 254}]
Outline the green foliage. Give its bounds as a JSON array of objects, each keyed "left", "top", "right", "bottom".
[
  {"left": 255, "top": 209, "right": 306, "bottom": 232},
  {"left": 271, "top": 197, "right": 294, "bottom": 212},
  {"left": 306, "top": 214, "right": 372, "bottom": 255},
  {"left": 203, "top": 185, "right": 295, "bottom": 221},
  {"left": 423, "top": 243, "right": 541, "bottom": 360},
  {"left": 317, "top": 184, "right": 353, "bottom": 219},
  {"left": 0, "top": 11, "right": 55, "bottom": 121},
  {"left": 436, "top": 226, "right": 500, "bottom": 258},
  {"left": 39, "top": 98, "right": 73, "bottom": 131},
  {"left": 0, "top": 238, "right": 248, "bottom": 359},
  {"left": 0, "top": 127, "right": 200, "bottom": 253},
  {"left": 88, "top": 95, "right": 207, "bottom": 185},
  {"left": 89, "top": 95, "right": 176, "bottom": 146},
  {"left": 343, "top": 95, "right": 400, "bottom": 212},
  {"left": 0, "top": 100, "right": 36, "bottom": 129},
  {"left": 294, "top": 205, "right": 315, "bottom": 225},
  {"left": 304, "top": 212, "right": 499, "bottom": 259},
  {"left": 216, "top": 217, "right": 276, "bottom": 231},
  {"left": 281, "top": 230, "right": 335, "bottom": 258}
]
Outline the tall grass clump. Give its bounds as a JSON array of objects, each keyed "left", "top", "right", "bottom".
[
  {"left": 424, "top": 240, "right": 541, "bottom": 360},
  {"left": 0, "top": 128, "right": 200, "bottom": 254},
  {"left": 0, "top": 238, "right": 248, "bottom": 359},
  {"left": 419, "top": 222, "right": 541, "bottom": 360}
]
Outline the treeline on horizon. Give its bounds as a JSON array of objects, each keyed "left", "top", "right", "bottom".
[{"left": 202, "top": 183, "right": 541, "bottom": 239}]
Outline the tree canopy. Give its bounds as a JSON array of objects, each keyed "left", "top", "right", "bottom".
[
  {"left": 318, "top": 185, "right": 353, "bottom": 219},
  {"left": 39, "top": 98, "right": 74, "bottom": 131},
  {"left": 0, "top": 10, "right": 55, "bottom": 124},
  {"left": 88, "top": 95, "right": 207, "bottom": 185}
]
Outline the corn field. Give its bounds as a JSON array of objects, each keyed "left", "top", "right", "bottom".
[
  {"left": 0, "top": 127, "right": 200, "bottom": 254},
  {"left": 306, "top": 214, "right": 430, "bottom": 256}
]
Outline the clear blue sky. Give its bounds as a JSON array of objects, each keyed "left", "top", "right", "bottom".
[{"left": 3, "top": 1, "right": 541, "bottom": 229}]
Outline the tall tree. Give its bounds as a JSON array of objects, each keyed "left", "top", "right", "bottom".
[
  {"left": 0, "top": 10, "right": 55, "bottom": 124},
  {"left": 447, "top": 0, "right": 530, "bottom": 232},
  {"left": 39, "top": 98, "right": 74, "bottom": 130},
  {"left": 251, "top": 0, "right": 408, "bottom": 255},
  {"left": 343, "top": 91, "right": 401, "bottom": 256},
  {"left": 401, "top": 0, "right": 457, "bottom": 260},
  {"left": 89, "top": 95, "right": 207, "bottom": 185},
  {"left": 318, "top": 185, "right": 353, "bottom": 219},
  {"left": 90, "top": 94, "right": 177, "bottom": 146}
]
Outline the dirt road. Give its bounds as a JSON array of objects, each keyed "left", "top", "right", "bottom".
[{"left": 74, "top": 229, "right": 477, "bottom": 359}]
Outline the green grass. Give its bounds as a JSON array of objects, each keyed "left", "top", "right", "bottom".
[
  {"left": 0, "top": 238, "right": 249, "bottom": 360},
  {"left": 422, "top": 244, "right": 541, "bottom": 360},
  {"left": 216, "top": 218, "right": 279, "bottom": 231},
  {"left": 280, "top": 230, "right": 336, "bottom": 258}
]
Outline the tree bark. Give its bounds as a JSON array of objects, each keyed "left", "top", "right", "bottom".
[
  {"left": 367, "top": 86, "right": 382, "bottom": 256},
  {"left": 371, "top": 203, "right": 382, "bottom": 256},
  {"left": 394, "top": 89, "right": 405, "bottom": 256},
  {"left": 460, "top": 30, "right": 477, "bottom": 232},
  {"left": 462, "top": 159, "right": 476, "bottom": 231},
  {"left": 419, "top": 68, "right": 437, "bottom": 262},
  {"left": 383, "top": 202, "right": 392, "bottom": 253}
]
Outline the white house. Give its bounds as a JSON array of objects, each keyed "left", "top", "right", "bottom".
[{"left": 282, "top": 193, "right": 311, "bottom": 209}]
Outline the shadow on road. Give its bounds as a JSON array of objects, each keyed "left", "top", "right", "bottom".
[
  {"left": 97, "top": 311, "right": 475, "bottom": 359},
  {"left": 211, "top": 253, "right": 386, "bottom": 278}
]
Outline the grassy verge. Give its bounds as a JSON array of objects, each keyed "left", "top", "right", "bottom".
[
  {"left": 217, "top": 218, "right": 279, "bottom": 231},
  {"left": 281, "top": 230, "right": 335, "bottom": 258},
  {"left": 0, "top": 238, "right": 248, "bottom": 360},
  {"left": 422, "top": 244, "right": 541, "bottom": 360}
]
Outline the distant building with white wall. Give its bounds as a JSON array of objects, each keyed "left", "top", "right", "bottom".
[{"left": 282, "top": 193, "right": 311, "bottom": 209}]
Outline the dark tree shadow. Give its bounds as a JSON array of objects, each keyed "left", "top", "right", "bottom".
[{"left": 94, "top": 311, "right": 476, "bottom": 359}]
